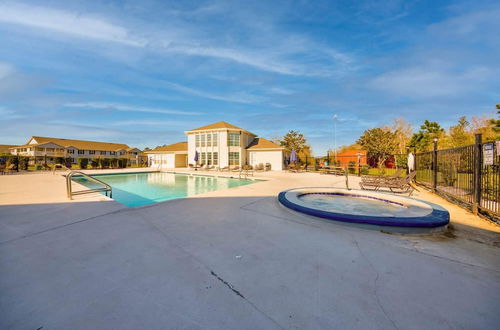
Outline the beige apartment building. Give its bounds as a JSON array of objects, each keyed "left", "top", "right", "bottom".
[{"left": 9, "top": 136, "right": 144, "bottom": 165}]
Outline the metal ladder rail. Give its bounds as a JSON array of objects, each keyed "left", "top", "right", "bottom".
[{"left": 66, "top": 171, "right": 112, "bottom": 200}]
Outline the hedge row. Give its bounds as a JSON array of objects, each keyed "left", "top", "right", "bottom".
[{"left": 77, "top": 158, "right": 128, "bottom": 169}]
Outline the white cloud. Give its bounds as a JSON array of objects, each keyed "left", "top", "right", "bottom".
[
  {"left": 161, "top": 81, "right": 265, "bottom": 104},
  {"left": 0, "top": 62, "right": 15, "bottom": 79},
  {"left": 0, "top": 3, "right": 145, "bottom": 46},
  {"left": 0, "top": 3, "right": 354, "bottom": 77},
  {"left": 369, "top": 67, "right": 493, "bottom": 98},
  {"left": 65, "top": 102, "right": 201, "bottom": 115},
  {"left": 165, "top": 43, "right": 299, "bottom": 76}
]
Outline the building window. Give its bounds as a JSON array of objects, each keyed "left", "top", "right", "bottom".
[
  {"left": 37, "top": 147, "right": 44, "bottom": 151},
  {"left": 213, "top": 152, "right": 218, "bottom": 165},
  {"left": 110, "top": 151, "right": 116, "bottom": 155},
  {"left": 68, "top": 149, "right": 74, "bottom": 154},
  {"left": 229, "top": 152, "right": 239, "bottom": 165},
  {"left": 212, "top": 133, "right": 218, "bottom": 147},
  {"left": 201, "top": 134, "right": 206, "bottom": 147},
  {"left": 195, "top": 135, "right": 200, "bottom": 147},
  {"left": 228, "top": 132, "right": 240, "bottom": 146},
  {"left": 206, "top": 152, "right": 212, "bottom": 165},
  {"left": 78, "top": 150, "right": 84, "bottom": 154},
  {"left": 46, "top": 148, "right": 54, "bottom": 152},
  {"left": 200, "top": 152, "right": 206, "bottom": 165},
  {"left": 89, "top": 150, "right": 95, "bottom": 155},
  {"left": 206, "top": 133, "right": 211, "bottom": 147},
  {"left": 100, "top": 151, "right": 106, "bottom": 155}
]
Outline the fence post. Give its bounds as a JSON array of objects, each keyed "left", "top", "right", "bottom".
[
  {"left": 472, "top": 133, "right": 482, "bottom": 215},
  {"left": 432, "top": 138, "right": 438, "bottom": 191}
]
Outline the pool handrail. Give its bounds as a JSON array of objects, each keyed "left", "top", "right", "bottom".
[{"left": 66, "top": 171, "right": 112, "bottom": 200}]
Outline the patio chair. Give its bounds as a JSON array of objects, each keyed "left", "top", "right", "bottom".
[{"left": 265, "top": 163, "right": 271, "bottom": 171}]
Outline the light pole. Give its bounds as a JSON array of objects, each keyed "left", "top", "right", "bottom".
[{"left": 333, "top": 114, "right": 337, "bottom": 165}]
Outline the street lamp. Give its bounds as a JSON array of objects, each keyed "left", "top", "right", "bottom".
[{"left": 333, "top": 114, "right": 338, "bottom": 164}]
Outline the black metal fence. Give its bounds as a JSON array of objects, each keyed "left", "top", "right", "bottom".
[{"left": 415, "top": 134, "right": 499, "bottom": 221}]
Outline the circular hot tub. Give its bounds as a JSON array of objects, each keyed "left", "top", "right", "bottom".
[{"left": 278, "top": 188, "right": 449, "bottom": 232}]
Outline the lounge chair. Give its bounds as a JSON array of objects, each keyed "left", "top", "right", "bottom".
[
  {"left": 231, "top": 166, "right": 241, "bottom": 172},
  {"left": 219, "top": 166, "right": 229, "bottom": 172},
  {"left": 5, "top": 163, "right": 17, "bottom": 174},
  {"left": 287, "top": 163, "right": 297, "bottom": 173},
  {"left": 360, "top": 171, "right": 417, "bottom": 195},
  {"left": 255, "top": 163, "right": 265, "bottom": 172},
  {"left": 361, "top": 168, "right": 403, "bottom": 182},
  {"left": 242, "top": 165, "right": 254, "bottom": 176},
  {"left": 297, "top": 164, "right": 307, "bottom": 173}
]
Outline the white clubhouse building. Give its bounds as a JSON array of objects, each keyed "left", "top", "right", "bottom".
[{"left": 146, "top": 121, "right": 286, "bottom": 170}]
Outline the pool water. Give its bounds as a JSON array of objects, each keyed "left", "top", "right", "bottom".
[
  {"left": 298, "top": 193, "right": 432, "bottom": 218},
  {"left": 72, "top": 172, "right": 258, "bottom": 207}
]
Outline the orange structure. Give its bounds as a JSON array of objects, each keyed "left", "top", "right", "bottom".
[{"left": 335, "top": 149, "right": 368, "bottom": 167}]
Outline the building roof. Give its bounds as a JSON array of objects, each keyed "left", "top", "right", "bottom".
[
  {"left": 186, "top": 121, "right": 256, "bottom": 136},
  {"left": 246, "top": 138, "right": 283, "bottom": 150},
  {"left": 29, "top": 136, "right": 131, "bottom": 152},
  {"left": 0, "top": 144, "right": 17, "bottom": 153},
  {"left": 146, "top": 142, "right": 188, "bottom": 153}
]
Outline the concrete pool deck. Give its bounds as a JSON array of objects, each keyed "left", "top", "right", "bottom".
[{"left": 1, "top": 169, "right": 499, "bottom": 329}]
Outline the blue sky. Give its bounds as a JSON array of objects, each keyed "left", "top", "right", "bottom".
[{"left": 0, "top": 0, "right": 498, "bottom": 154}]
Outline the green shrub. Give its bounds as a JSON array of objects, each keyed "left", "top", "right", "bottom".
[
  {"left": 100, "top": 158, "right": 110, "bottom": 169},
  {"left": 64, "top": 157, "right": 73, "bottom": 168},
  {"left": 55, "top": 157, "right": 65, "bottom": 165},
  {"left": 348, "top": 161, "right": 356, "bottom": 174},
  {"left": 395, "top": 155, "right": 408, "bottom": 169},
  {"left": 90, "top": 159, "right": 99, "bottom": 169},
  {"left": 360, "top": 165, "right": 370, "bottom": 175},
  {"left": 119, "top": 158, "right": 128, "bottom": 168},
  {"left": 19, "top": 157, "right": 29, "bottom": 170},
  {"left": 110, "top": 158, "right": 118, "bottom": 168},
  {"left": 35, "top": 164, "right": 44, "bottom": 170},
  {"left": 78, "top": 158, "right": 89, "bottom": 169}
]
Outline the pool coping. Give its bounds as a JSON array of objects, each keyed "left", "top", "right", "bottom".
[{"left": 278, "top": 187, "right": 450, "bottom": 228}]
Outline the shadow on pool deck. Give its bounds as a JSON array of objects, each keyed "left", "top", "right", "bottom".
[{"left": 1, "top": 196, "right": 499, "bottom": 329}]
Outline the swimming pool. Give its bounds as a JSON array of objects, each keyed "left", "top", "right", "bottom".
[{"left": 72, "top": 171, "right": 258, "bottom": 207}]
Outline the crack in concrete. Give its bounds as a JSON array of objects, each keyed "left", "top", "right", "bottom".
[
  {"left": 404, "top": 243, "right": 500, "bottom": 274},
  {"left": 351, "top": 237, "right": 399, "bottom": 330},
  {"left": 210, "top": 270, "right": 245, "bottom": 299},
  {"left": 138, "top": 214, "right": 285, "bottom": 330}
]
